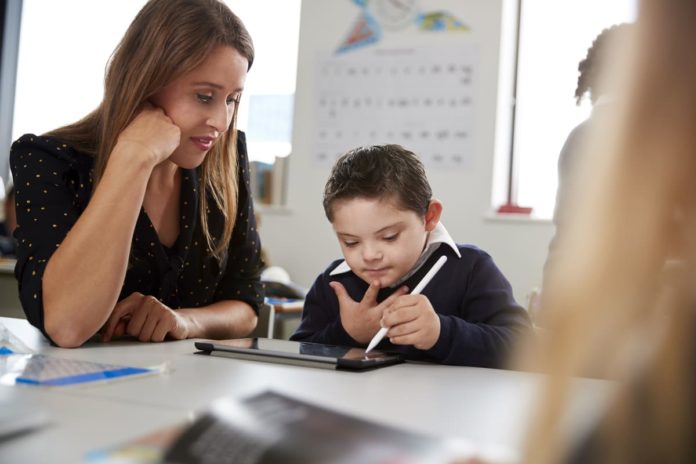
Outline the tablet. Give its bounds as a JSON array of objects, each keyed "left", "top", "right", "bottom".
[{"left": 194, "top": 338, "right": 403, "bottom": 371}]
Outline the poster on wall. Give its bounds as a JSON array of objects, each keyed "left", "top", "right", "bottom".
[{"left": 311, "top": 0, "right": 479, "bottom": 169}]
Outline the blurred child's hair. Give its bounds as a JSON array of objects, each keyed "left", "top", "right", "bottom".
[
  {"left": 323, "top": 144, "right": 432, "bottom": 222},
  {"left": 575, "top": 23, "right": 633, "bottom": 105}
]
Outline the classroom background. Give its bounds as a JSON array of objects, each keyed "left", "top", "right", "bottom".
[{"left": 0, "top": 0, "right": 636, "bottom": 310}]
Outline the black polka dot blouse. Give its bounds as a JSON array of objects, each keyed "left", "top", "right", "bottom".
[{"left": 10, "top": 132, "right": 264, "bottom": 338}]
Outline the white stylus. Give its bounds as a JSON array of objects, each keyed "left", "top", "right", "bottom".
[{"left": 365, "top": 255, "right": 448, "bottom": 353}]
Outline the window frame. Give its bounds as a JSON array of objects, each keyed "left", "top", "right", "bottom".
[{"left": 498, "top": 0, "right": 637, "bottom": 220}]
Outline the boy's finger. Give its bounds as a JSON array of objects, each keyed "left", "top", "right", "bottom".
[
  {"left": 361, "top": 280, "right": 381, "bottom": 306},
  {"left": 329, "top": 281, "right": 354, "bottom": 306},
  {"left": 386, "top": 294, "right": 422, "bottom": 313},
  {"left": 389, "top": 332, "right": 417, "bottom": 346},
  {"left": 380, "top": 286, "right": 409, "bottom": 309},
  {"left": 382, "top": 305, "right": 419, "bottom": 328},
  {"left": 386, "top": 318, "right": 420, "bottom": 338}
]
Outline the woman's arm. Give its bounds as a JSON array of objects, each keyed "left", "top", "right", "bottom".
[
  {"left": 179, "top": 299, "right": 257, "bottom": 339},
  {"left": 42, "top": 108, "right": 179, "bottom": 347},
  {"left": 101, "top": 295, "right": 257, "bottom": 342}
]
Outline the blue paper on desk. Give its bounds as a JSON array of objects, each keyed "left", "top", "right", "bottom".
[
  {"left": 0, "top": 321, "right": 33, "bottom": 354},
  {"left": 0, "top": 353, "right": 160, "bottom": 387}
]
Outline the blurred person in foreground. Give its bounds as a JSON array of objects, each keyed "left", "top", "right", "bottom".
[{"left": 519, "top": 0, "right": 696, "bottom": 462}]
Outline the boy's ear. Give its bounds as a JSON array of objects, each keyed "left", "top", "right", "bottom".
[{"left": 424, "top": 199, "right": 443, "bottom": 232}]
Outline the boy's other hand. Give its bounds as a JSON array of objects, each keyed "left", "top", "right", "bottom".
[
  {"left": 381, "top": 294, "right": 441, "bottom": 350},
  {"left": 329, "top": 280, "right": 407, "bottom": 344}
]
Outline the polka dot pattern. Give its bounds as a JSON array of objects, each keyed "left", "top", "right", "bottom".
[{"left": 10, "top": 132, "right": 264, "bottom": 334}]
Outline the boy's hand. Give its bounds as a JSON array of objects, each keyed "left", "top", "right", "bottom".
[
  {"left": 381, "top": 294, "right": 441, "bottom": 350},
  {"left": 330, "top": 280, "right": 408, "bottom": 344}
]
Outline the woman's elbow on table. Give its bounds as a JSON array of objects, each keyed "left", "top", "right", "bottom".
[{"left": 44, "top": 307, "right": 97, "bottom": 348}]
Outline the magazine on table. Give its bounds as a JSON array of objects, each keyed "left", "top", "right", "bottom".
[{"left": 87, "top": 390, "right": 489, "bottom": 464}]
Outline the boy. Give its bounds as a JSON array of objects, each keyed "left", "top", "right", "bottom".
[{"left": 291, "top": 145, "right": 532, "bottom": 367}]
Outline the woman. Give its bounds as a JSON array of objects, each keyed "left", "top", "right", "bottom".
[
  {"left": 522, "top": 0, "right": 696, "bottom": 462},
  {"left": 10, "top": 0, "right": 263, "bottom": 347}
]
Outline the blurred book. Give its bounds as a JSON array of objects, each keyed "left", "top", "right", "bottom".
[
  {"left": 250, "top": 157, "right": 287, "bottom": 206},
  {"left": 87, "top": 390, "right": 501, "bottom": 464},
  {"left": 164, "top": 390, "right": 467, "bottom": 464}
]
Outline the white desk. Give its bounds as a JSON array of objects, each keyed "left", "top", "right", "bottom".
[{"left": 0, "top": 317, "right": 611, "bottom": 463}]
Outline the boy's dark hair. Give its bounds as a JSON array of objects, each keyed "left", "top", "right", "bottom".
[{"left": 323, "top": 144, "right": 432, "bottom": 222}]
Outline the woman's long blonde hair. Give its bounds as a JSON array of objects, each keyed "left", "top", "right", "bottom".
[
  {"left": 47, "top": 0, "right": 254, "bottom": 261},
  {"left": 521, "top": 0, "right": 696, "bottom": 462}
]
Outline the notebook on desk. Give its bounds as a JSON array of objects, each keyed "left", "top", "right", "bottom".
[{"left": 194, "top": 338, "right": 403, "bottom": 371}]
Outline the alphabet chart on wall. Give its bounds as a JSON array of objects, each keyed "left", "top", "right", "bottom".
[{"left": 312, "top": 43, "right": 478, "bottom": 169}]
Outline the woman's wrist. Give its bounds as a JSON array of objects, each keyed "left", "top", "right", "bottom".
[
  {"left": 111, "top": 140, "right": 161, "bottom": 171},
  {"left": 177, "top": 311, "right": 200, "bottom": 339}
]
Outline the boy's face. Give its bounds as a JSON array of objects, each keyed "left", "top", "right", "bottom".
[{"left": 331, "top": 196, "right": 439, "bottom": 288}]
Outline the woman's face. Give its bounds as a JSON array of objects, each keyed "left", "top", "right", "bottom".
[{"left": 151, "top": 45, "right": 248, "bottom": 169}]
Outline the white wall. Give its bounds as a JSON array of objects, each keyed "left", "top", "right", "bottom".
[
  {"left": 258, "top": 0, "right": 555, "bottom": 305},
  {"left": 8, "top": 0, "right": 554, "bottom": 304}
]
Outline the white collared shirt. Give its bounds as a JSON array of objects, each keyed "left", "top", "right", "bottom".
[{"left": 329, "top": 222, "right": 461, "bottom": 287}]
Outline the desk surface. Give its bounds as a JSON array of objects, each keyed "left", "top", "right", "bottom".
[{"left": 0, "top": 317, "right": 611, "bottom": 463}]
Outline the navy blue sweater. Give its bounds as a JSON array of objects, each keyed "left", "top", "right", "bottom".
[{"left": 291, "top": 244, "right": 532, "bottom": 368}]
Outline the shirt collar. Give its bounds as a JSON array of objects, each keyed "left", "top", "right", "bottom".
[{"left": 329, "top": 222, "right": 461, "bottom": 286}]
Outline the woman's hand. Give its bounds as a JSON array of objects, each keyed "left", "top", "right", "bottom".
[
  {"left": 115, "top": 104, "right": 181, "bottom": 166},
  {"left": 101, "top": 292, "right": 191, "bottom": 342}
]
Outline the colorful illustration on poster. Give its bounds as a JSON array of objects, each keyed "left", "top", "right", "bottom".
[
  {"left": 418, "top": 11, "right": 469, "bottom": 31},
  {"left": 336, "top": 0, "right": 469, "bottom": 54}
]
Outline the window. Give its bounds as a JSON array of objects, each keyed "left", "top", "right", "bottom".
[
  {"left": 0, "top": 0, "right": 21, "bottom": 190},
  {"left": 11, "top": 0, "right": 300, "bottom": 205},
  {"left": 226, "top": 0, "right": 300, "bottom": 206},
  {"left": 507, "top": 0, "right": 637, "bottom": 219},
  {"left": 12, "top": 0, "right": 146, "bottom": 141}
]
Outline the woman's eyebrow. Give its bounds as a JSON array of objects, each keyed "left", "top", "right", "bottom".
[{"left": 192, "top": 81, "right": 244, "bottom": 92}]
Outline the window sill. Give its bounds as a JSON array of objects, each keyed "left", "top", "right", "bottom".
[{"left": 483, "top": 211, "right": 552, "bottom": 224}]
